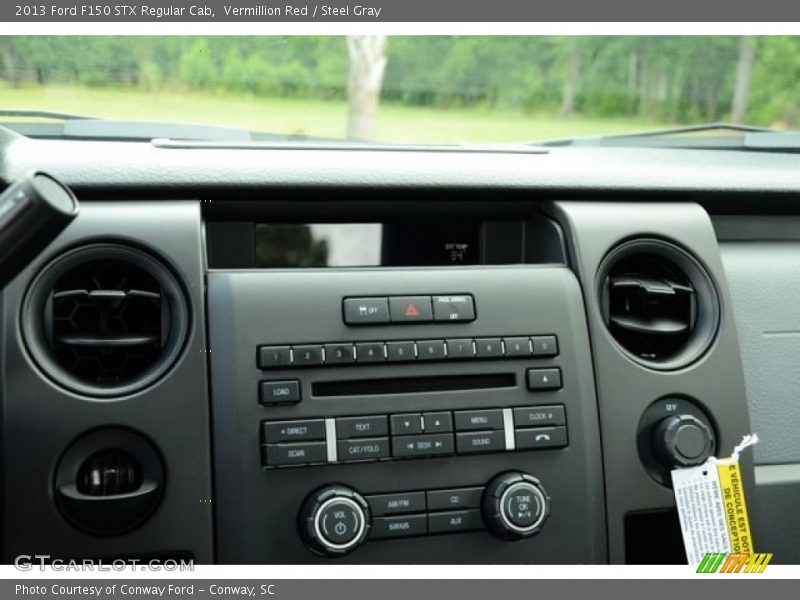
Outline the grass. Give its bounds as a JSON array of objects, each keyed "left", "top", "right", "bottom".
[{"left": 0, "top": 83, "right": 674, "bottom": 143}]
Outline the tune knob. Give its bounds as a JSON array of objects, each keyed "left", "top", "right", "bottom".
[
  {"left": 299, "top": 485, "right": 370, "bottom": 557},
  {"left": 482, "top": 472, "right": 550, "bottom": 540},
  {"left": 652, "top": 414, "right": 716, "bottom": 468}
]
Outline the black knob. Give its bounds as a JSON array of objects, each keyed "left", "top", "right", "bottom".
[
  {"left": 652, "top": 414, "right": 715, "bottom": 468},
  {"left": 482, "top": 472, "right": 550, "bottom": 540},
  {"left": 299, "top": 485, "right": 370, "bottom": 557}
]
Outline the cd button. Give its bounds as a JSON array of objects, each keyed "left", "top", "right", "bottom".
[{"left": 427, "top": 487, "right": 483, "bottom": 511}]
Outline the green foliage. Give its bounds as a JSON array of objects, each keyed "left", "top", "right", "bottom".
[{"left": 1, "top": 36, "right": 798, "bottom": 126}]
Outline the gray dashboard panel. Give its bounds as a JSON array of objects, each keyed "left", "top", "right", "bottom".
[
  {"left": 0, "top": 201, "right": 214, "bottom": 562},
  {"left": 548, "top": 201, "right": 754, "bottom": 563},
  {"left": 719, "top": 242, "right": 800, "bottom": 465}
]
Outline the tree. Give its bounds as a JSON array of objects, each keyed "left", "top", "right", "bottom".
[
  {"left": 560, "top": 38, "right": 582, "bottom": 116},
  {"left": 731, "top": 36, "right": 755, "bottom": 124},
  {"left": 346, "top": 36, "right": 387, "bottom": 141}
]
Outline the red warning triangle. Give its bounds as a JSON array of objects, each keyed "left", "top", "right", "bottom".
[{"left": 405, "top": 303, "right": 420, "bottom": 317}]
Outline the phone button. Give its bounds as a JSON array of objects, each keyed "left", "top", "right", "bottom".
[{"left": 515, "top": 426, "right": 568, "bottom": 450}]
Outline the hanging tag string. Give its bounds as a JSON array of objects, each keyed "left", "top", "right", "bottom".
[{"left": 731, "top": 433, "right": 759, "bottom": 462}]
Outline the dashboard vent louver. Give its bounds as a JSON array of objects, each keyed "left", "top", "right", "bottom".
[
  {"left": 45, "top": 260, "right": 168, "bottom": 386},
  {"left": 77, "top": 449, "right": 143, "bottom": 497},
  {"left": 598, "top": 240, "right": 719, "bottom": 370},
  {"left": 22, "top": 244, "right": 189, "bottom": 397}
]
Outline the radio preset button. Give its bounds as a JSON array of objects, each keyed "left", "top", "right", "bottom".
[
  {"left": 416, "top": 340, "right": 446, "bottom": 361},
  {"left": 259, "top": 380, "right": 301, "bottom": 405},
  {"left": 389, "top": 296, "right": 433, "bottom": 323},
  {"left": 370, "top": 514, "right": 427, "bottom": 539},
  {"left": 432, "top": 295, "right": 476, "bottom": 322},
  {"left": 515, "top": 426, "right": 568, "bottom": 450},
  {"left": 386, "top": 340, "right": 416, "bottom": 362},
  {"left": 337, "top": 415, "right": 389, "bottom": 439},
  {"left": 532, "top": 335, "right": 559, "bottom": 357},
  {"left": 513, "top": 405, "right": 566, "bottom": 428},
  {"left": 263, "top": 419, "right": 325, "bottom": 443},
  {"left": 366, "top": 491, "right": 426, "bottom": 516},
  {"left": 392, "top": 433, "right": 454, "bottom": 458},
  {"left": 391, "top": 413, "right": 423, "bottom": 435},
  {"left": 428, "top": 509, "right": 484, "bottom": 534},
  {"left": 257, "top": 345, "right": 292, "bottom": 369},
  {"left": 503, "top": 337, "right": 533, "bottom": 357},
  {"left": 356, "top": 342, "right": 386, "bottom": 363},
  {"left": 475, "top": 338, "right": 504, "bottom": 358},
  {"left": 343, "top": 297, "right": 390, "bottom": 325},
  {"left": 324, "top": 343, "right": 356, "bottom": 364},
  {"left": 454, "top": 409, "right": 504, "bottom": 431},
  {"left": 445, "top": 338, "right": 474, "bottom": 359},
  {"left": 337, "top": 438, "right": 390, "bottom": 462},
  {"left": 293, "top": 345, "right": 324, "bottom": 366},
  {"left": 526, "top": 368, "right": 562, "bottom": 391},
  {"left": 423, "top": 411, "right": 453, "bottom": 433},
  {"left": 427, "top": 487, "right": 483, "bottom": 511},
  {"left": 456, "top": 431, "right": 506, "bottom": 454},
  {"left": 263, "top": 441, "right": 327, "bottom": 466}
]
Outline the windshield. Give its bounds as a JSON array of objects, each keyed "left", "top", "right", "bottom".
[{"left": 0, "top": 36, "right": 797, "bottom": 144}]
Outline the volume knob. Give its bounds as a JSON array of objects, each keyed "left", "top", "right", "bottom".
[
  {"left": 299, "top": 485, "right": 370, "bottom": 557},
  {"left": 482, "top": 472, "right": 550, "bottom": 540}
]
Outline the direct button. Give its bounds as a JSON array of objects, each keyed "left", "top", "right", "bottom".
[
  {"left": 259, "top": 380, "right": 301, "bottom": 405},
  {"left": 337, "top": 415, "right": 388, "bottom": 439},
  {"left": 366, "top": 491, "right": 426, "bottom": 516},
  {"left": 389, "top": 296, "right": 433, "bottom": 323},
  {"left": 318, "top": 498, "right": 365, "bottom": 546},
  {"left": 432, "top": 295, "right": 476, "bottom": 322},
  {"left": 343, "top": 297, "right": 390, "bottom": 325},
  {"left": 454, "top": 409, "right": 504, "bottom": 431},
  {"left": 513, "top": 405, "right": 566, "bottom": 428},
  {"left": 263, "top": 419, "right": 325, "bottom": 443}
]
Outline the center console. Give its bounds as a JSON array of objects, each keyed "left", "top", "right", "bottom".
[{"left": 208, "top": 261, "right": 606, "bottom": 563}]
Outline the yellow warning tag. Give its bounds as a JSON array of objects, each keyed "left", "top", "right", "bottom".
[
  {"left": 672, "top": 434, "right": 757, "bottom": 565},
  {"left": 716, "top": 459, "right": 754, "bottom": 554}
]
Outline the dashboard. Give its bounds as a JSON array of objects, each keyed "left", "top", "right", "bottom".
[{"left": 1, "top": 127, "right": 798, "bottom": 564}]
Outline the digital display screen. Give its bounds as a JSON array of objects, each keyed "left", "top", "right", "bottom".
[{"left": 254, "top": 222, "right": 481, "bottom": 268}]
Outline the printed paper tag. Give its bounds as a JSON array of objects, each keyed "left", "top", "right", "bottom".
[{"left": 672, "top": 435, "right": 757, "bottom": 565}]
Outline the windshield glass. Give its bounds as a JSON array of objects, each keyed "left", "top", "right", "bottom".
[{"left": 0, "top": 36, "right": 796, "bottom": 143}]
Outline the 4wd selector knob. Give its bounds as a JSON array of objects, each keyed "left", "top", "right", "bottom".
[
  {"left": 299, "top": 485, "right": 370, "bottom": 557},
  {"left": 482, "top": 472, "right": 550, "bottom": 540},
  {"left": 652, "top": 414, "right": 716, "bottom": 468}
]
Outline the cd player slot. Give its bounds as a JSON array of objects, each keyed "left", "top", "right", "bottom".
[{"left": 312, "top": 373, "right": 516, "bottom": 397}]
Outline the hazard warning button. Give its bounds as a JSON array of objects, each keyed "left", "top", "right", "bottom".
[{"left": 388, "top": 296, "right": 433, "bottom": 323}]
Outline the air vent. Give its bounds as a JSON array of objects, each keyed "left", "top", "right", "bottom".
[
  {"left": 23, "top": 244, "right": 189, "bottom": 397},
  {"left": 77, "top": 449, "right": 143, "bottom": 496},
  {"left": 598, "top": 239, "right": 719, "bottom": 370}
]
